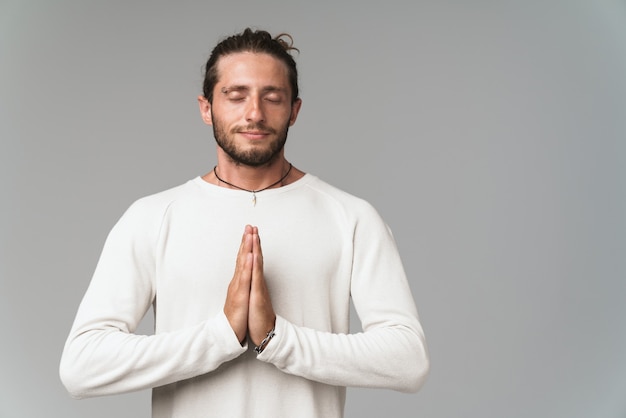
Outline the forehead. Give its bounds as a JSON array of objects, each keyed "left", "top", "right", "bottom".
[{"left": 215, "top": 52, "right": 290, "bottom": 89}]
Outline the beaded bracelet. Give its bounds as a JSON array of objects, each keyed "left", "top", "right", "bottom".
[{"left": 254, "top": 327, "right": 276, "bottom": 354}]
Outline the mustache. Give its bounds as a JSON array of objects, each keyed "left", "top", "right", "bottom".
[{"left": 233, "top": 123, "right": 277, "bottom": 134}]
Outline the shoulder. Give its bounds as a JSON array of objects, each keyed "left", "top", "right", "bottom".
[
  {"left": 129, "top": 180, "right": 193, "bottom": 212},
  {"left": 112, "top": 179, "right": 199, "bottom": 234},
  {"left": 303, "top": 175, "right": 384, "bottom": 222}
]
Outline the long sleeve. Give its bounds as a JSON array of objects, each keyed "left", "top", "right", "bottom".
[
  {"left": 257, "top": 199, "right": 429, "bottom": 393},
  {"left": 59, "top": 196, "right": 246, "bottom": 399}
]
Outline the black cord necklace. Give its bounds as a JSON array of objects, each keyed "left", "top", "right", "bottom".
[{"left": 213, "top": 163, "right": 293, "bottom": 206}]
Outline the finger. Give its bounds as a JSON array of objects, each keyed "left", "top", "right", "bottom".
[
  {"left": 251, "top": 230, "right": 264, "bottom": 279},
  {"left": 234, "top": 227, "right": 254, "bottom": 274},
  {"left": 241, "top": 225, "right": 254, "bottom": 253},
  {"left": 253, "top": 235, "right": 263, "bottom": 272},
  {"left": 238, "top": 225, "right": 250, "bottom": 251},
  {"left": 253, "top": 227, "right": 262, "bottom": 253},
  {"left": 251, "top": 233, "right": 267, "bottom": 302},
  {"left": 243, "top": 253, "right": 253, "bottom": 285},
  {"left": 236, "top": 246, "right": 253, "bottom": 291}
]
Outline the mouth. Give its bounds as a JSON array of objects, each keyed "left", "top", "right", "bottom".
[
  {"left": 237, "top": 128, "right": 274, "bottom": 140},
  {"left": 239, "top": 131, "right": 269, "bottom": 140}
]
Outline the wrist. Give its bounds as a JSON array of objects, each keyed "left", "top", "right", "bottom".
[{"left": 254, "top": 327, "right": 275, "bottom": 354}]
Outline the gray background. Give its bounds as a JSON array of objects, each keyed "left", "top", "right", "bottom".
[{"left": 2, "top": 1, "right": 625, "bottom": 417}]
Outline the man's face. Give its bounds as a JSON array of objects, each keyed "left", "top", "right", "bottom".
[{"left": 201, "top": 52, "right": 302, "bottom": 167}]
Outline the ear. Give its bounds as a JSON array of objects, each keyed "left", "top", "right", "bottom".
[
  {"left": 288, "top": 98, "right": 302, "bottom": 126},
  {"left": 197, "top": 95, "right": 213, "bottom": 126}
]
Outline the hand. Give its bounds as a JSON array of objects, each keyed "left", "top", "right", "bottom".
[
  {"left": 247, "top": 227, "right": 276, "bottom": 346},
  {"left": 223, "top": 225, "right": 276, "bottom": 346},
  {"left": 223, "top": 225, "right": 254, "bottom": 344}
]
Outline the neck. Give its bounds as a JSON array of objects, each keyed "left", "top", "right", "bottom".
[
  {"left": 214, "top": 162, "right": 292, "bottom": 193},
  {"left": 206, "top": 150, "right": 293, "bottom": 191}
]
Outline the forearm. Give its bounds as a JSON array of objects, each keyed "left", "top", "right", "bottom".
[
  {"left": 59, "top": 311, "right": 246, "bottom": 398},
  {"left": 257, "top": 315, "right": 429, "bottom": 393}
]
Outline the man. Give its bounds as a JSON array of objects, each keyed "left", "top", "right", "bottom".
[{"left": 60, "top": 28, "right": 429, "bottom": 418}]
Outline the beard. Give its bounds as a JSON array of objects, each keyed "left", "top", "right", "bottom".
[{"left": 212, "top": 116, "right": 290, "bottom": 167}]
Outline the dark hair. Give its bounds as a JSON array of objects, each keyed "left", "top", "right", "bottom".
[{"left": 202, "top": 28, "right": 300, "bottom": 104}]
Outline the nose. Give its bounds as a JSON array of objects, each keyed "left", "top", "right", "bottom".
[{"left": 245, "top": 96, "right": 265, "bottom": 123}]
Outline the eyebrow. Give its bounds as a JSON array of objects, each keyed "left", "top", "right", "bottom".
[{"left": 221, "top": 85, "right": 286, "bottom": 94}]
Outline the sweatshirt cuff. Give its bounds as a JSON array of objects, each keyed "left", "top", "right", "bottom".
[
  {"left": 255, "top": 315, "right": 288, "bottom": 364},
  {"left": 213, "top": 310, "right": 248, "bottom": 354}
]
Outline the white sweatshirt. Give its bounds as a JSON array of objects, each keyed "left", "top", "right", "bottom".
[{"left": 60, "top": 174, "right": 429, "bottom": 418}]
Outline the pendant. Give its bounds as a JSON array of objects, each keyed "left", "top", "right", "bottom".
[{"left": 252, "top": 193, "right": 257, "bottom": 206}]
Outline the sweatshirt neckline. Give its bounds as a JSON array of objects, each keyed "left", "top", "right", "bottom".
[{"left": 191, "top": 173, "right": 315, "bottom": 198}]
